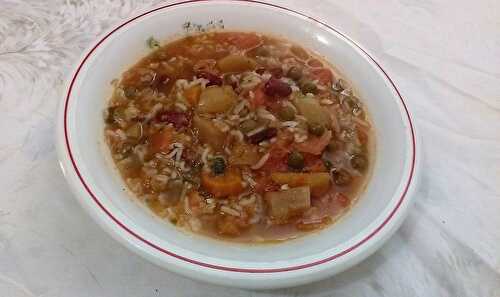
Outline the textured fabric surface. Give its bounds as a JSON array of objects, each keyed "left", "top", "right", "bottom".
[{"left": 0, "top": 1, "right": 499, "bottom": 296}]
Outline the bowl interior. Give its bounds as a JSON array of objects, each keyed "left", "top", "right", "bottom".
[{"left": 65, "top": 1, "right": 413, "bottom": 269}]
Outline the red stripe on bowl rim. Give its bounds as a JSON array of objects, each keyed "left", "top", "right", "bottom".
[{"left": 63, "top": 0, "right": 416, "bottom": 273}]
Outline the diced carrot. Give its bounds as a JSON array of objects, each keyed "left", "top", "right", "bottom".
[
  {"left": 184, "top": 84, "right": 201, "bottom": 106},
  {"left": 294, "top": 130, "right": 332, "bottom": 155},
  {"left": 150, "top": 127, "right": 173, "bottom": 153},
  {"left": 201, "top": 168, "right": 244, "bottom": 198},
  {"left": 249, "top": 85, "right": 267, "bottom": 109},
  {"left": 310, "top": 68, "right": 334, "bottom": 86}
]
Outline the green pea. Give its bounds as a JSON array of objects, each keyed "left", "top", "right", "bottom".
[
  {"left": 124, "top": 86, "right": 137, "bottom": 98},
  {"left": 277, "top": 106, "right": 296, "bottom": 121},
  {"left": 147, "top": 36, "right": 160, "bottom": 49},
  {"left": 211, "top": 157, "right": 226, "bottom": 175},
  {"left": 308, "top": 123, "right": 325, "bottom": 136},
  {"left": 239, "top": 119, "right": 259, "bottom": 134},
  {"left": 287, "top": 151, "right": 305, "bottom": 170},
  {"left": 287, "top": 66, "right": 303, "bottom": 81},
  {"left": 323, "top": 159, "right": 333, "bottom": 170},
  {"left": 300, "top": 80, "right": 318, "bottom": 94}
]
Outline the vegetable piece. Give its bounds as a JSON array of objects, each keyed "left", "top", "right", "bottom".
[
  {"left": 217, "top": 54, "right": 257, "bottom": 73},
  {"left": 125, "top": 123, "right": 143, "bottom": 139},
  {"left": 265, "top": 187, "right": 311, "bottom": 221},
  {"left": 249, "top": 85, "right": 267, "bottom": 109},
  {"left": 193, "top": 116, "right": 226, "bottom": 151},
  {"left": 147, "top": 36, "right": 160, "bottom": 49},
  {"left": 299, "top": 153, "right": 327, "bottom": 173},
  {"left": 117, "top": 154, "right": 142, "bottom": 176},
  {"left": 299, "top": 80, "right": 318, "bottom": 94},
  {"left": 211, "top": 157, "right": 226, "bottom": 175},
  {"left": 310, "top": 68, "right": 334, "bottom": 86},
  {"left": 156, "top": 111, "right": 190, "bottom": 129},
  {"left": 239, "top": 119, "right": 259, "bottom": 134},
  {"left": 323, "top": 159, "right": 333, "bottom": 170},
  {"left": 247, "top": 127, "right": 277, "bottom": 144},
  {"left": 106, "top": 106, "right": 126, "bottom": 124},
  {"left": 277, "top": 106, "right": 296, "bottom": 121},
  {"left": 293, "top": 95, "right": 331, "bottom": 127},
  {"left": 150, "top": 127, "right": 173, "bottom": 153},
  {"left": 197, "top": 86, "right": 237, "bottom": 113},
  {"left": 332, "top": 169, "right": 352, "bottom": 186},
  {"left": 287, "top": 66, "right": 303, "bottom": 81},
  {"left": 264, "top": 78, "right": 292, "bottom": 97},
  {"left": 270, "top": 172, "right": 331, "bottom": 197},
  {"left": 260, "top": 148, "right": 289, "bottom": 173},
  {"left": 124, "top": 86, "right": 137, "bottom": 98},
  {"left": 287, "top": 151, "right": 305, "bottom": 170},
  {"left": 350, "top": 154, "right": 368, "bottom": 171},
  {"left": 305, "top": 158, "right": 327, "bottom": 172},
  {"left": 229, "top": 143, "right": 261, "bottom": 165},
  {"left": 184, "top": 84, "right": 202, "bottom": 106},
  {"left": 294, "top": 130, "right": 332, "bottom": 155},
  {"left": 201, "top": 168, "right": 244, "bottom": 198},
  {"left": 308, "top": 122, "right": 325, "bottom": 136},
  {"left": 196, "top": 71, "right": 223, "bottom": 87}
]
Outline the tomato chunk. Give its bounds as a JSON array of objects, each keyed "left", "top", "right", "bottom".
[{"left": 310, "top": 68, "right": 334, "bottom": 86}]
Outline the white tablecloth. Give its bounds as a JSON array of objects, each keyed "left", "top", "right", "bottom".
[{"left": 1, "top": 1, "right": 499, "bottom": 296}]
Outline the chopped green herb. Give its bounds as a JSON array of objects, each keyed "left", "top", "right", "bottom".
[
  {"left": 211, "top": 157, "right": 226, "bottom": 175},
  {"left": 287, "top": 151, "right": 305, "bottom": 170},
  {"left": 147, "top": 36, "right": 160, "bottom": 49},
  {"left": 323, "top": 159, "right": 333, "bottom": 170}
]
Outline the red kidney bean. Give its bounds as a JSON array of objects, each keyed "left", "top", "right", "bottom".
[
  {"left": 247, "top": 127, "right": 278, "bottom": 144},
  {"left": 263, "top": 78, "right": 292, "bottom": 97},
  {"left": 196, "top": 71, "right": 222, "bottom": 87},
  {"left": 156, "top": 111, "right": 190, "bottom": 129}
]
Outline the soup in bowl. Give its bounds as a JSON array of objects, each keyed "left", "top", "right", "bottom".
[
  {"left": 104, "top": 31, "right": 374, "bottom": 242},
  {"left": 57, "top": 0, "right": 418, "bottom": 289}
]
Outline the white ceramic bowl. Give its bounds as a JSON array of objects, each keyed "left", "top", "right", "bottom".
[{"left": 56, "top": 0, "right": 419, "bottom": 289}]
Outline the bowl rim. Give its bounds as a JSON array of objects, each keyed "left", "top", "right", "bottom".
[{"left": 60, "top": 0, "right": 416, "bottom": 274}]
